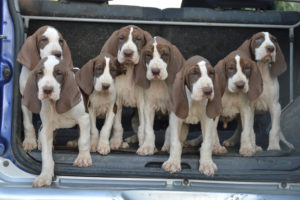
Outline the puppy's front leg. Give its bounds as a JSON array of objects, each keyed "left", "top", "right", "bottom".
[
  {"left": 211, "top": 116, "right": 227, "bottom": 155},
  {"left": 74, "top": 113, "right": 92, "bottom": 167},
  {"left": 89, "top": 107, "right": 99, "bottom": 152},
  {"left": 268, "top": 102, "right": 294, "bottom": 150},
  {"left": 32, "top": 126, "right": 54, "bottom": 187},
  {"left": 239, "top": 106, "right": 256, "bottom": 156},
  {"left": 97, "top": 105, "right": 115, "bottom": 155},
  {"left": 110, "top": 99, "right": 124, "bottom": 150},
  {"left": 137, "top": 101, "right": 155, "bottom": 155},
  {"left": 162, "top": 112, "right": 183, "bottom": 173},
  {"left": 22, "top": 104, "right": 37, "bottom": 152},
  {"left": 199, "top": 117, "right": 217, "bottom": 176}
]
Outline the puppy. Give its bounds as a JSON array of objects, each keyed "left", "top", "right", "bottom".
[
  {"left": 162, "top": 56, "right": 222, "bottom": 176},
  {"left": 100, "top": 25, "right": 152, "bottom": 149},
  {"left": 223, "top": 32, "right": 294, "bottom": 151},
  {"left": 17, "top": 25, "right": 73, "bottom": 152},
  {"left": 134, "top": 36, "right": 185, "bottom": 155},
  {"left": 22, "top": 56, "right": 91, "bottom": 187},
  {"left": 211, "top": 50, "right": 263, "bottom": 156},
  {"left": 75, "top": 53, "right": 124, "bottom": 154}
]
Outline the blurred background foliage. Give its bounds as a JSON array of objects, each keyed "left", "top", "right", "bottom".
[{"left": 275, "top": 1, "right": 300, "bottom": 11}]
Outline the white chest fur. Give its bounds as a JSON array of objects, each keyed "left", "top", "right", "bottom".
[
  {"left": 221, "top": 89, "right": 249, "bottom": 121},
  {"left": 89, "top": 90, "right": 116, "bottom": 118},
  {"left": 252, "top": 62, "right": 279, "bottom": 111},
  {"left": 184, "top": 87, "right": 207, "bottom": 124},
  {"left": 145, "top": 80, "right": 171, "bottom": 114},
  {"left": 40, "top": 99, "right": 80, "bottom": 130},
  {"left": 115, "top": 64, "right": 138, "bottom": 107}
]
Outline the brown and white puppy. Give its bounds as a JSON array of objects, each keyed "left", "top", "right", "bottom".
[
  {"left": 75, "top": 53, "right": 123, "bottom": 155},
  {"left": 134, "top": 36, "right": 185, "bottom": 155},
  {"left": 22, "top": 56, "right": 91, "bottom": 187},
  {"left": 162, "top": 56, "right": 222, "bottom": 176},
  {"left": 223, "top": 32, "right": 294, "bottom": 151},
  {"left": 17, "top": 25, "right": 73, "bottom": 152},
  {"left": 208, "top": 50, "right": 263, "bottom": 156},
  {"left": 100, "top": 25, "right": 152, "bottom": 149}
]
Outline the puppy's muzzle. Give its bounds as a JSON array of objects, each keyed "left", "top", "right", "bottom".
[
  {"left": 266, "top": 45, "right": 275, "bottom": 53},
  {"left": 51, "top": 50, "right": 62, "bottom": 59},
  {"left": 43, "top": 85, "right": 54, "bottom": 95},
  {"left": 235, "top": 81, "right": 245, "bottom": 90},
  {"left": 151, "top": 68, "right": 160, "bottom": 76},
  {"left": 102, "top": 83, "right": 110, "bottom": 90},
  {"left": 123, "top": 49, "right": 133, "bottom": 57}
]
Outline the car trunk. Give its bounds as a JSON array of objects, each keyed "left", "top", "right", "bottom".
[{"left": 9, "top": 0, "right": 300, "bottom": 182}]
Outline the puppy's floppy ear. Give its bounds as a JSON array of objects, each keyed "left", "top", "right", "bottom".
[
  {"left": 17, "top": 35, "right": 40, "bottom": 70},
  {"left": 75, "top": 59, "right": 95, "bottom": 95},
  {"left": 143, "top": 30, "right": 153, "bottom": 46},
  {"left": 22, "top": 71, "right": 41, "bottom": 114},
  {"left": 247, "top": 60, "right": 263, "bottom": 101},
  {"left": 166, "top": 45, "right": 185, "bottom": 85},
  {"left": 134, "top": 49, "right": 150, "bottom": 89},
  {"left": 56, "top": 70, "right": 81, "bottom": 114},
  {"left": 171, "top": 70, "right": 189, "bottom": 119},
  {"left": 238, "top": 39, "right": 253, "bottom": 59},
  {"left": 271, "top": 41, "right": 287, "bottom": 77},
  {"left": 213, "top": 59, "right": 227, "bottom": 96},
  {"left": 100, "top": 30, "right": 119, "bottom": 57},
  {"left": 62, "top": 38, "right": 74, "bottom": 70},
  {"left": 206, "top": 73, "right": 223, "bottom": 119}
]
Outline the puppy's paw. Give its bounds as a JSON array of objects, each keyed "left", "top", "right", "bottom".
[
  {"left": 97, "top": 141, "right": 110, "bottom": 155},
  {"left": 239, "top": 145, "right": 256, "bottom": 156},
  {"left": 161, "top": 143, "right": 170, "bottom": 152},
  {"left": 121, "top": 142, "right": 129, "bottom": 149},
  {"left": 212, "top": 144, "right": 228, "bottom": 155},
  {"left": 162, "top": 159, "right": 181, "bottom": 173},
  {"left": 73, "top": 153, "right": 92, "bottom": 167},
  {"left": 90, "top": 140, "right": 98, "bottom": 153},
  {"left": 223, "top": 138, "right": 238, "bottom": 147},
  {"left": 23, "top": 138, "right": 37, "bottom": 152},
  {"left": 66, "top": 140, "right": 78, "bottom": 148},
  {"left": 124, "top": 135, "right": 138, "bottom": 144},
  {"left": 32, "top": 174, "right": 52, "bottom": 187},
  {"left": 199, "top": 160, "right": 217, "bottom": 176},
  {"left": 183, "top": 138, "right": 202, "bottom": 148},
  {"left": 136, "top": 144, "right": 155, "bottom": 156},
  {"left": 109, "top": 138, "right": 122, "bottom": 150},
  {"left": 267, "top": 143, "right": 281, "bottom": 151},
  {"left": 256, "top": 145, "right": 263, "bottom": 152}
]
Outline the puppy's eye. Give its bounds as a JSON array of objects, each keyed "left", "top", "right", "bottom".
[
  {"left": 56, "top": 69, "right": 63, "bottom": 76},
  {"left": 41, "top": 37, "right": 48, "bottom": 42},
  {"left": 119, "top": 36, "right": 125, "bottom": 41},
  {"left": 59, "top": 39, "right": 64, "bottom": 46},
  {"left": 110, "top": 68, "right": 116, "bottom": 74},
  {"left": 37, "top": 70, "right": 44, "bottom": 77},
  {"left": 209, "top": 71, "right": 214, "bottom": 78},
  {"left": 95, "top": 66, "right": 103, "bottom": 73},
  {"left": 161, "top": 53, "right": 168, "bottom": 61},
  {"left": 135, "top": 37, "right": 142, "bottom": 42},
  {"left": 228, "top": 65, "right": 235, "bottom": 71},
  {"left": 271, "top": 37, "right": 277, "bottom": 43},
  {"left": 255, "top": 37, "right": 263, "bottom": 42},
  {"left": 244, "top": 65, "right": 251, "bottom": 72},
  {"left": 145, "top": 53, "right": 152, "bottom": 60}
]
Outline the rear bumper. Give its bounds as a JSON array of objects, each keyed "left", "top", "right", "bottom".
[{"left": 1, "top": 157, "right": 300, "bottom": 200}]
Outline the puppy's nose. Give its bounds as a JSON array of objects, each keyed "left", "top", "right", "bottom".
[
  {"left": 151, "top": 68, "right": 160, "bottom": 75},
  {"left": 203, "top": 87, "right": 212, "bottom": 95},
  {"left": 235, "top": 81, "right": 245, "bottom": 89},
  {"left": 266, "top": 45, "right": 275, "bottom": 53},
  {"left": 43, "top": 86, "right": 53, "bottom": 94},
  {"left": 102, "top": 83, "right": 110, "bottom": 90},
  {"left": 123, "top": 49, "right": 133, "bottom": 57},
  {"left": 52, "top": 50, "right": 62, "bottom": 58}
]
